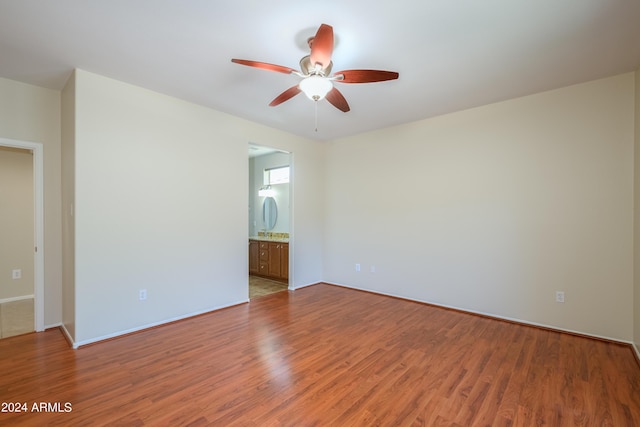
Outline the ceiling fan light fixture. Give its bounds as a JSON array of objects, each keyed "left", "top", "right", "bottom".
[
  {"left": 299, "top": 75, "right": 333, "bottom": 101},
  {"left": 231, "top": 23, "right": 398, "bottom": 113}
]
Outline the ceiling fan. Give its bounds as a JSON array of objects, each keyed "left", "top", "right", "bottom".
[{"left": 231, "top": 24, "right": 399, "bottom": 113}]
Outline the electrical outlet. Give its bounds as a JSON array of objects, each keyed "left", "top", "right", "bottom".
[
  {"left": 12, "top": 269, "right": 22, "bottom": 279},
  {"left": 555, "top": 291, "right": 565, "bottom": 303},
  {"left": 139, "top": 289, "right": 147, "bottom": 301},
  {"left": 370, "top": 265, "right": 376, "bottom": 273},
  {"left": 355, "top": 263, "right": 361, "bottom": 272}
]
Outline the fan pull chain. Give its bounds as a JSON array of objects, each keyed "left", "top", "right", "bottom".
[{"left": 314, "top": 101, "right": 318, "bottom": 132}]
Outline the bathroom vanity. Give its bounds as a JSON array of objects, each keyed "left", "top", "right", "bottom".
[{"left": 249, "top": 237, "right": 288, "bottom": 282}]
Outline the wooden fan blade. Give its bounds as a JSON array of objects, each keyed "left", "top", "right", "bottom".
[
  {"left": 269, "top": 85, "right": 302, "bottom": 106},
  {"left": 231, "top": 59, "right": 297, "bottom": 75},
  {"left": 335, "top": 69, "right": 399, "bottom": 83},
  {"left": 309, "top": 24, "right": 334, "bottom": 71},
  {"left": 325, "top": 87, "right": 350, "bottom": 112}
]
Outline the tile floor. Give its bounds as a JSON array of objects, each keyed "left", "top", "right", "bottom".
[
  {"left": 0, "top": 298, "right": 34, "bottom": 339},
  {"left": 249, "top": 275, "right": 289, "bottom": 299}
]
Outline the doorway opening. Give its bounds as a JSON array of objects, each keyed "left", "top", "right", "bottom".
[
  {"left": 0, "top": 137, "right": 44, "bottom": 337},
  {"left": 248, "top": 143, "right": 292, "bottom": 299}
]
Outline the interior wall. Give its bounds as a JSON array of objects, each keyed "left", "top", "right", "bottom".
[
  {"left": 0, "top": 147, "right": 34, "bottom": 301},
  {"left": 324, "top": 72, "right": 635, "bottom": 342},
  {"left": 634, "top": 66, "right": 640, "bottom": 353},
  {"left": 0, "top": 77, "right": 62, "bottom": 327},
  {"left": 72, "top": 69, "right": 324, "bottom": 345},
  {"left": 61, "top": 70, "right": 76, "bottom": 341},
  {"left": 250, "top": 152, "right": 290, "bottom": 236}
]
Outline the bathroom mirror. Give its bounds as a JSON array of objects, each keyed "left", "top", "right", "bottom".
[{"left": 263, "top": 197, "right": 278, "bottom": 230}]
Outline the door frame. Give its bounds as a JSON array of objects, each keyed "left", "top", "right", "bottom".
[
  {"left": 248, "top": 144, "right": 293, "bottom": 292},
  {"left": 0, "top": 137, "right": 44, "bottom": 332}
]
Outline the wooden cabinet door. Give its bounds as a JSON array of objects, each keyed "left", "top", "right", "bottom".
[
  {"left": 281, "top": 243, "right": 289, "bottom": 281},
  {"left": 249, "top": 241, "right": 259, "bottom": 274},
  {"left": 251, "top": 240, "right": 288, "bottom": 282},
  {"left": 268, "top": 242, "right": 281, "bottom": 278},
  {"left": 259, "top": 242, "right": 269, "bottom": 276}
]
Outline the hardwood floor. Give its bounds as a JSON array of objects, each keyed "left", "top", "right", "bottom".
[{"left": 1, "top": 284, "right": 639, "bottom": 426}]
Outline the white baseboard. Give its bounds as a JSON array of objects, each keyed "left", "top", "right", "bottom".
[
  {"left": 290, "top": 281, "right": 319, "bottom": 291},
  {"left": 59, "top": 323, "right": 75, "bottom": 347},
  {"left": 0, "top": 294, "right": 34, "bottom": 304},
  {"left": 323, "top": 281, "right": 635, "bottom": 347},
  {"left": 71, "top": 299, "right": 249, "bottom": 349}
]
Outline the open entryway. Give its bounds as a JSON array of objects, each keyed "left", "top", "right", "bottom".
[
  {"left": 0, "top": 137, "right": 44, "bottom": 338},
  {"left": 248, "top": 144, "right": 292, "bottom": 299}
]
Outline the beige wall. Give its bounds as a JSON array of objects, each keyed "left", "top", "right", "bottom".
[
  {"left": 69, "top": 70, "right": 324, "bottom": 345},
  {"left": 325, "top": 73, "right": 635, "bottom": 342},
  {"left": 634, "top": 67, "right": 640, "bottom": 353},
  {"left": 0, "top": 147, "right": 34, "bottom": 300},
  {"left": 61, "top": 71, "right": 76, "bottom": 340},
  {"left": 0, "top": 77, "right": 62, "bottom": 326}
]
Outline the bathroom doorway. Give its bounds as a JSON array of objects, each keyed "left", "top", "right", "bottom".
[{"left": 248, "top": 144, "right": 291, "bottom": 298}]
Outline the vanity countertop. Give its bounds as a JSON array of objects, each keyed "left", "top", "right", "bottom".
[{"left": 249, "top": 235, "right": 289, "bottom": 243}]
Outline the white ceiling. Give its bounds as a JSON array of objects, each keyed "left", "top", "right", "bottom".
[{"left": 1, "top": 1, "right": 639, "bottom": 141}]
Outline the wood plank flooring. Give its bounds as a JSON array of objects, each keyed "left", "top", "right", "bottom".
[{"left": 1, "top": 284, "right": 639, "bottom": 426}]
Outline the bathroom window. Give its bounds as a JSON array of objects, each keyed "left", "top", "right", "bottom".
[{"left": 264, "top": 166, "right": 289, "bottom": 185}]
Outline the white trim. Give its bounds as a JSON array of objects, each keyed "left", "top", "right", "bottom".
[
  {"left": 0, "top": 295, "right": 34, "bottom": 304},
  {"left": 0, "top": 137, "right": 45, "bottom": 332},
  {"left": 324, "top": 281, "right": 636, "bottom": 347},
  {"left": 288, "top": 152, "right": 294, "bottom": 290},
  {"left": 71, "top": 300, "right": 249, "bottom": 349},
  {"left": 59, "top": 323, "right": 74, "bottom": 346},
  {"left": 290, "top": 281, "right": 318, "bottom": 291},
  {"left": 45, "top": 322, "right": 62, "bottom": 329}
]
